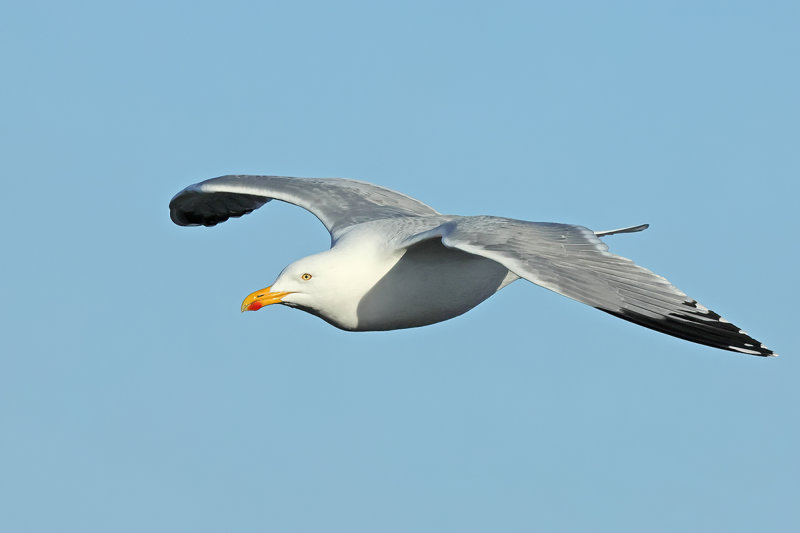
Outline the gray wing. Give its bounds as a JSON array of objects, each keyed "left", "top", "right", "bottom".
[
  {"left": 403, "top": 216, "right": 774, "bottom": 357},
  {"left": 169, "top": 175, "right": 439, "bottom": 238}
]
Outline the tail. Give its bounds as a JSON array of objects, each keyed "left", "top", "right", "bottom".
[{"left": 595, "top": 223, "right": 649, "bottom": 237}]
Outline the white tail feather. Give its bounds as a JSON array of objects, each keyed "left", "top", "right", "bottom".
[{"left": 595, "top": 223, "right": 649, "bottom": 237}]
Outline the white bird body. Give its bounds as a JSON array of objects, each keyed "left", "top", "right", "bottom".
[
  {"left": 270, "top": 217, "right": 518, "bottom": 331},
  {"left": 169, "top": 175, "right": 775, "bottom": 357}
]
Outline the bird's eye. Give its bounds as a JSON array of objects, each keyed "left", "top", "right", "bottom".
[{"left": 301, "top": 273, "right": 312, "bottom": 280}]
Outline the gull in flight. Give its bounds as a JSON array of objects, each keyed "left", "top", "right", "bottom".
[{"left": 169, "top": 175, "right": 775, "bottom": 357}]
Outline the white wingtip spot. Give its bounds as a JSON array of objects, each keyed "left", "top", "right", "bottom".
[
  {"left": 762, "top": 345, "right": 778, "bottom": 357},
  {"left": 731, "top": 346, "right": 762, "bottom": 355}
]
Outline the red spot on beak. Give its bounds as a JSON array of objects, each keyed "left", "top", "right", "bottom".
[{"left": 246, "top": 301, "right": 264, "bottom": 311}]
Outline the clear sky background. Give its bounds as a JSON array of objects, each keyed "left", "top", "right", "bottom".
[{"left": 2, "top": 1, "right": 798, "bottom": 532}]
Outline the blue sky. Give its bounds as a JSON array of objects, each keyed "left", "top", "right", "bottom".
[{"left": 2, "top": 1, "right": 798, "bottom": 531}]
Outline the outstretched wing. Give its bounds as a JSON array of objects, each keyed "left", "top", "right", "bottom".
[
  {"left": 169, "top": 175, "right": 439, "bottom": 239},
  {"left": 403, "top": 216, "right": 774, "bottom": 357}
]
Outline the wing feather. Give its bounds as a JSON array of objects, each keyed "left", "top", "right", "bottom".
[
  {"left": 169, "top": 175, "right": 438, "bottom": 238},
  {"left": 407, "top": 216, "right": 775, "bottom": 357}
]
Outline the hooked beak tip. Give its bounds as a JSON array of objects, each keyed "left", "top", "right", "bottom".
[{"left": 241, "top": 286, "right": 291, "bottom": 313}]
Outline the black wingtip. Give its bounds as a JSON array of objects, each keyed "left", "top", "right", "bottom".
[
  {"left": 598, "top": 300, "right": 776, "bottom": 357},
  {"left": 168, "top": 186, "right": 269, "bottom": 227}
]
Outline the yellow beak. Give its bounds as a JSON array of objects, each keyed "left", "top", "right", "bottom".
[{"left": 241, "top": 286, "right": 293, "bottom": 312}]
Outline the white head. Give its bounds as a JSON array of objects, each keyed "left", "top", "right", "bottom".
[{"left": 240, "top": 246, "right": 395, "bottom": 330}]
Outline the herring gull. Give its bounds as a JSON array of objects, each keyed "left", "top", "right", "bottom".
[{"left": 169, "top": 175, "right": 775, "bottom": 357}]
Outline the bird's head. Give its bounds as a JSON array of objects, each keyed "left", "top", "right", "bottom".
[{"left": 240, "top": 248, "right": 387, "bottom": 330}]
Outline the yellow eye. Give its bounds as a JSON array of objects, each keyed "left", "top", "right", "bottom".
[{"left": 301, "top": 273, "right": 312, "bottom": 281}]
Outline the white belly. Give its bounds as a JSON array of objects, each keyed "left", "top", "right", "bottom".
[{"left": 354, "top": 239, "right": 517, "bottom": 330}]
